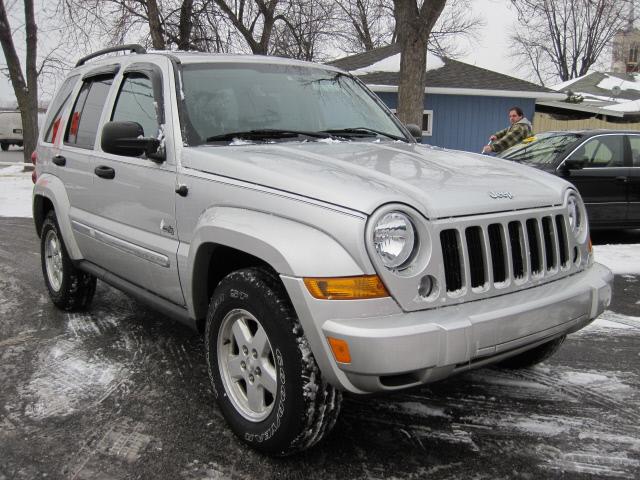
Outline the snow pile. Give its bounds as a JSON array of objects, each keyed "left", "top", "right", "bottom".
[
  {"left": 596, "top": 73, "right": 640, "bottom": 93},
  {"left": 0, "top": 165, "right": 32, "bottom": 218},
  {"left": 350, "top": 52, "right": 445, "bottom": 75},
  {"left": 593, "top": 244, "right": 640, "bottom": 275}
]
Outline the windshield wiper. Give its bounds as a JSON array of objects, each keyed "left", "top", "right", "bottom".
[
  {"left": 320, "top": 127, "right": 405, "bottom": 141},
  {"left": 206, "top": 129, "right": 331, "bottom": 142}
]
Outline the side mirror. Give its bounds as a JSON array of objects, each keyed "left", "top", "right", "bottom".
[
  {"left": 101, "top": 121, "right": 164, "bottom": 161},
  {"left": 560, "top": 157, "right": 586, "bottom": 173},
  {"left": 405, "top": 123, "right": 423, "bottom": 143}
]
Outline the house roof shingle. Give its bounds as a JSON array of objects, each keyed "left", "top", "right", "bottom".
[{"left": 328, "top": 45, "right": 555, "bottom": 94}]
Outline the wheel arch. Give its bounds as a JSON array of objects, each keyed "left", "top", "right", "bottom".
[
  {"left": 186, "top": 206, "right": 366, "bottom": 330},
  {"left": 32, "top": 173, "right": 83, "bottom": 259}
]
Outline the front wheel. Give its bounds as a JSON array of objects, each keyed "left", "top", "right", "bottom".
[
  {"left": 497, "top": 335, "right": 566, "bottom": 369},
  {"left": 40, "top": 211, "right": 96, "bottom": 311},
  {"left": 0, "top": 143, "right": 8, "bottom": 151},
  {"left": 205, "top": 267, "right": 342, "bottom": 456}
]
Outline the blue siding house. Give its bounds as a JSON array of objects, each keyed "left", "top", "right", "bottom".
[{"left": 329, "top": 45, "right": 562, "bottom": 153}]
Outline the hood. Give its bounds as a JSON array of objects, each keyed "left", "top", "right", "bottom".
[{"left": 181, "top": 141, "right": 570, "bottom": 218}]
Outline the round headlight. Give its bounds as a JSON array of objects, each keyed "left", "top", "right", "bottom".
[
  {"left": 372, "top": 211, "right": 416, "bottom": 268},
  {"left": 567, "top": 193, "right": 583, "bottom": 233}
]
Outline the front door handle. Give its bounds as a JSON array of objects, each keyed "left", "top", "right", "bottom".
[
  {"left": 52, "top": 155, "right": 66, "bottom": 167},
  {"left": 615, "top": 176, "right": 628, "bottom": 183},
  {"left": 95, "top": 165, "right": 115, "bottom": 180}
]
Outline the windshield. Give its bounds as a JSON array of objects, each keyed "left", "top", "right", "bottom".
[
  {"left": 181, "top": 62, "right": 407, "bottom": 145},
  {"left": 499, "top": 132, "right": 581, "bottom": 166}
]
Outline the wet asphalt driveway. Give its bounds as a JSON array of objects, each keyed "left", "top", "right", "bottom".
[{"left": 1, "top": 217, "right": 639, "bottom": 479}]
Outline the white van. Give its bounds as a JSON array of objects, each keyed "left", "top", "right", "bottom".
[{"left": 0, "top": 110, "right": 23, "bottom": 151}]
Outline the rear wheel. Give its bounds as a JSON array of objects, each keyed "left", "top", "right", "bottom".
[
  {"left": 41, "top": 211, "right": 96, "bottom": 311},
  {"left": 1, "top": 143, "right": 8, "bottom": 151},
  {"left": 497, "top": 335, "right": 566, "bottom": 369},
  {"left": 205, "top": 267, "right": 342, "bottom": 456}
]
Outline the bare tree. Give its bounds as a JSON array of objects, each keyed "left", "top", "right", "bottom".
[
  {"left": 429, "top": 0, "right": 482, "bottom": 58},
  {"left": 392, "top": 0, "right": 447, "bottom": 126},
  {"left": 213, "top": 0, "right": 280, "bottom": 54},
  {"left": 0, "top": 0, "right": 38, "bottom": 165},
  {"left": 334, "top": 0, "right": 394, "bottom": 53},
  {"left": 510, "top": 0, "right": 633, "bottom": 85},
  {"left": 269, "top": 0, "right": 335, "bottom": 61},
  {"left": 60, "top": 0, "right": 225, "bottom": 53}
]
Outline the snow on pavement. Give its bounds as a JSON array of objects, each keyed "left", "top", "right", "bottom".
[{"left": 0, "top": 165, "right": 32, "bottom": 218}]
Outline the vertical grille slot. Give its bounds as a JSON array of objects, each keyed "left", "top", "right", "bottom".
[
  {"left": 508, "top": 221, "right": 525, "bottom": 279},
  {"left": 488, "top": 224, "right": 507, "bottom": 283},
  {"left": 555, "top": 215, "right": 569, "bottom": 267},
  {"left": 542, "top": 216, "right": 557, "bottom": 270},
  {"left": 465, "top": 226, "right": 486, "bottom": 288},
  {"left": 441, "top": 229, "right": 463, "bottom": 292},
  {"left": 526, "top": 219, "right": 542, "bottom": 275}
]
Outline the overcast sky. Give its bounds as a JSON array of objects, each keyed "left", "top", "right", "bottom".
[{"left": 0, "top": 0, "right": 522, "bottom": 105}]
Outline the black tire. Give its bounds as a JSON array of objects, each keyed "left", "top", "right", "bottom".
[
  {"left": 0, "top": 143, "right": 8, "bottom": 151},
  {"left": 40, "top": 210, "right": 96, "bottom": 311},
  {"left": 205, "top": 267, "right": 342, "bottom": 456},
  {"left": 497, "top": 335, "right": 566, "bottom": 369}
]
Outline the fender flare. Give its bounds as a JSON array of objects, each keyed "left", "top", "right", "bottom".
[
  {"left": 33, "top": 173, "right": 83, "bottom": 260},
  {"left": 185, "top": 206, "right": 367, "bottom": 318}
]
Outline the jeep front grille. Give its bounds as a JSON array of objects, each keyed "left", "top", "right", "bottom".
[{"left": 440, "top": 214, "right": 571, "bottom": 293}]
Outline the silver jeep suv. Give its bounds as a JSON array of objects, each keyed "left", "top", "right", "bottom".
[{"left": 33, "top": 45, "right": 613, "bottom": 456}]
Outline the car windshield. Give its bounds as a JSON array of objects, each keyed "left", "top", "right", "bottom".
[
  {"left": 499, "top": 132, "right": 581, "bottom": 166},
  {"left": 181, "top": 62, "right": 407, "bottom": 145}
]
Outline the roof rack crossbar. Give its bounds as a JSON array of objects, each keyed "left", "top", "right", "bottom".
[{"left": 75, "top": 44, "right": 147, "bottom": 67}]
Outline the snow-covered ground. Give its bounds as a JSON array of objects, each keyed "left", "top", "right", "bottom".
[{"left": 1, "top": 163, "right": 639, "bottom": 276}]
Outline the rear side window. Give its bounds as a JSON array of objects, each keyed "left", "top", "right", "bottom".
[
  {"left": 43, "top": 75, "right": 79, "bottom": 144},
  {"left": 64, "top": 75, "right": 114, "bottom": 149},
  {"left": 111, "top": 73, "right": 159, "bottom": 137},
  {"left": 628, "top": 135, "right": 640, "bottom": 167},
  {"left": 567, "top": 135, "right": 625, "bottom": 168}
]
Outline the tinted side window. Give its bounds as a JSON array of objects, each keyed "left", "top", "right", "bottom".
[
  {"left": 65, "top": 75, "right": 114, "bottom": 149},
  {"left": 43, "top": 75, "right": 79, "bottom": 143},
  {"left": 567, "top": 135, "right": 625, "bottom": 168},
  {"left": 111, "top": 74, "right": 159, "bottom": 137},
  {"left": 628, "top": 135, "right": 640, "bottom": 167}
]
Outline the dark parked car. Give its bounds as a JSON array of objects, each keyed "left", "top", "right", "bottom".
[{"left": 498, "top": 130, "right": 640, "bottom": 229}]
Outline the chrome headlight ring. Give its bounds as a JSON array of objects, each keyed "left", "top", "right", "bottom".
[
  {"left": 372, "top": 211, "right": 416, "bottom": 269},
  {"left": 566, "top": 190, "right": 588, "bottom": 243},
  {"left": 366, "top": 205, "right": 431, "bottom": 275}
]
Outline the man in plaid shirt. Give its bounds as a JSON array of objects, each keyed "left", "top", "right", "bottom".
[{"left": 482, "top": 106, "right": 532, "bottom": 154}]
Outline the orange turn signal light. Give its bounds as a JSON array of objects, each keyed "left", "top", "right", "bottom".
[
  {"left": 588, "top": 236, "right": 593, "bottom": 253},
  {"left": 327, "top": 337, "right": 351, "bottom": 363},
  {"left": 303, "top": 275, "right": 389, "bottom": 300}
]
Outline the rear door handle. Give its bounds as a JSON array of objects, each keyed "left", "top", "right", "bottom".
[
  {"left": 94, "top": 165, "right": 115, "bottom": 179},
  {"left": 52, "top": 155, "right": 66, "bottom": 167}
]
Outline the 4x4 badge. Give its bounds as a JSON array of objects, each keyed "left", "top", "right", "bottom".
[
  {"left": 160, "top": 219, "right": 175, "bottom": 236},
  {"left": 489, "top": 191, "right": 513, "bottom": 199}
]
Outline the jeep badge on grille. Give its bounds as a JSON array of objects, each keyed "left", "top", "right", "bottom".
[{"left": 489, "top": 191, "right": 514, "bottom": 199}]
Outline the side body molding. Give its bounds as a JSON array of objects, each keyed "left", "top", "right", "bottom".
[
  {"left": 33, "top": 173, "right": 83, "bottom": 260},
  {"left": 180, "top": 206, "right": 367, "bottom": 319}
]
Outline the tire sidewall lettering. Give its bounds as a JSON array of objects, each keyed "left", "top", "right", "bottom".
[{"left": 243, "top": 348, "right": 287, "bottom": 444}]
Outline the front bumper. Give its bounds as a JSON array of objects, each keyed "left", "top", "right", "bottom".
[{"left": 282, "top": 262, "right": 613, "bottom": 394}]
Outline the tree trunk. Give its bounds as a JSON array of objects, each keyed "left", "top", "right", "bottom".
[
  {"left": 396, "top": 29, "right": 427, "bottom": 126},
  {"left": 393, "top": 0, "right": 447, "bottom": 127},
  {"left": 177, "top": 0, "right": 194, "bottom": 50},
  {"left": 147, "top": 0, "right": 166, "bottom": 50},
  {"left": 0, "top": 0, "right": 39, "bottom": 166}
]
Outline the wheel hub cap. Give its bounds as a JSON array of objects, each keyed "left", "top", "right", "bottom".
[
  {"left": 217, "top": 309, "right": 278, "bottom": 422},
  {"left": 44, "top": 230, "right": 63, "bottom": 292}
]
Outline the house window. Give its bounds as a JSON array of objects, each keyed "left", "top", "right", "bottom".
[{"left": 390, "top": 109, "right": 433, "bottom": 137}]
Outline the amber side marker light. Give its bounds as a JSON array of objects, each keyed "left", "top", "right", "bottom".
[
  {"left": 588, "top": 236, "right": 593, "bottom": 253},
  {"left": 327, "top": 337, "right": 351, "bottom": 363},
  {"left": 303, "top": 275, "right": 389, "bottom": 300}
]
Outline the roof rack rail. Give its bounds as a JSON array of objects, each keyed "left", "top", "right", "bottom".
[{"left": 75, "top": 44, "right": 146, "bottom": 67}]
